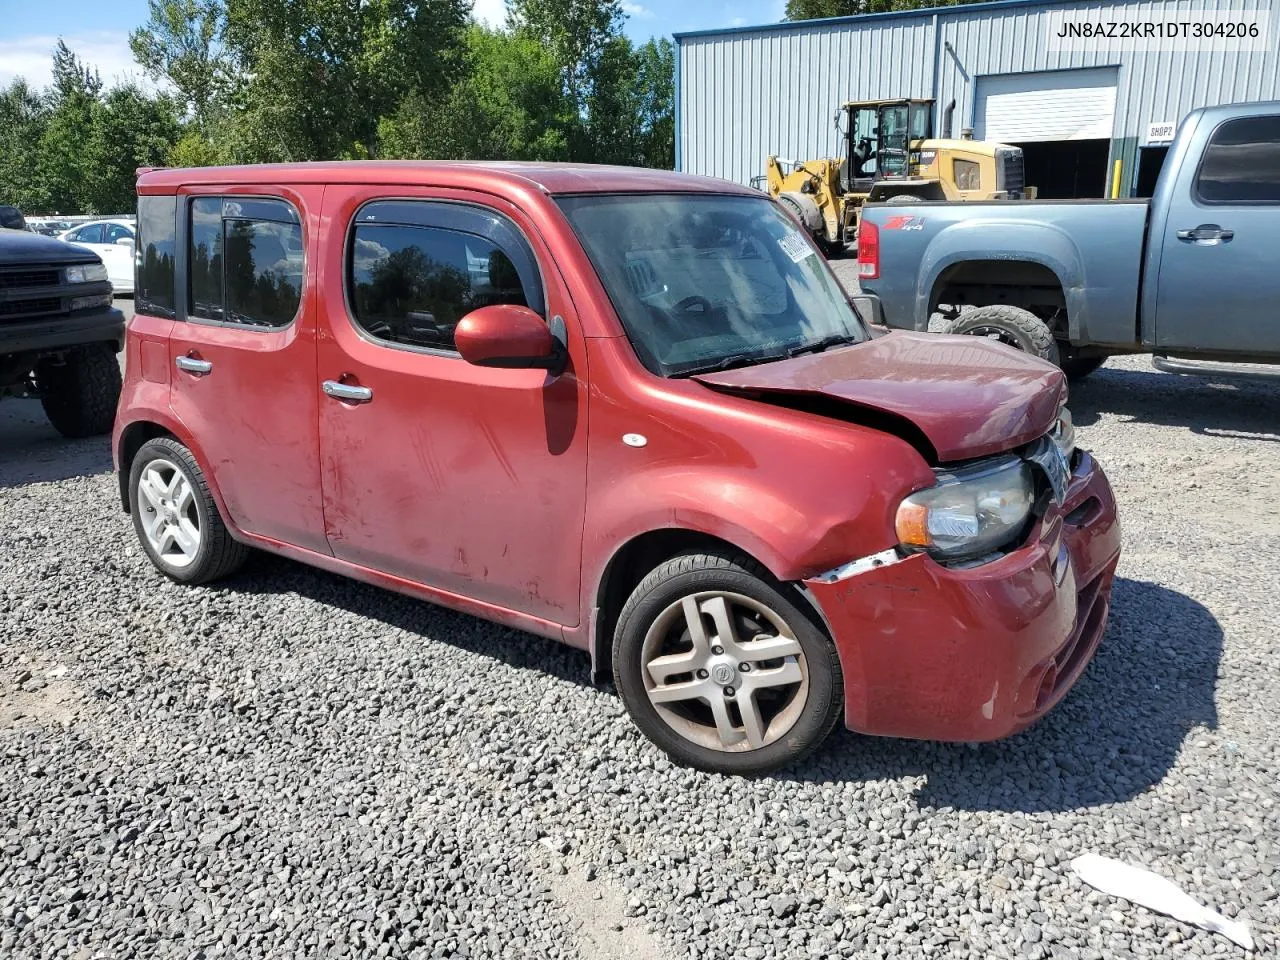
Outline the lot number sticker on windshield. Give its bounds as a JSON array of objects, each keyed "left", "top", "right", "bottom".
[{"left": 778, "top": 230, "right": 815, "bottom": 264}]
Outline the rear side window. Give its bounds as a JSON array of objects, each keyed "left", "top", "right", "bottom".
[
  {"left": 187, "top": 196, "right": 303, "bottom": 328},
  {"left": 136, "top": 196, "right": 176, "bottom": 319},
  {"left": 1196, "top": 115, "right": 1280, "bottom": 203},
  {"left": 346, "top": 202, "right": 542, "bottom": 354},
  {"left": 71, "top": 223, "right": 104, "bottom": 244},
  {"left": 105, "top": 223, "right": 134, "bottom": 244}
]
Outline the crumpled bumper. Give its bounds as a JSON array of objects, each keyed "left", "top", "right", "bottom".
[{"left": 804, "top": 450, "right": 1121, "bottom": 742}]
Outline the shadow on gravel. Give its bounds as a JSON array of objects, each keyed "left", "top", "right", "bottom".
[
  {"left": 220, "top": 553, "right": 593, "bottom": 689},
  {"left": 1070, "top": 364, "right": 1280, "bottom": 441},
  {"left": 0, "top": 402, "right": 114, "bottom": 489},
  {"left": 798, "top": 576, "right": 1223, "bottom": 812}
]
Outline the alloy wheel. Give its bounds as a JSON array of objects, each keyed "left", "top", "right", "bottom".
[
  {"left": 641, "top": 591, "right": 809, "bottom": 752},
  {"left": 136, "top": 459, "right": 202, "bottom": 569}
]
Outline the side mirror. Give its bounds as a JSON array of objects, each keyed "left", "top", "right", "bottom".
[
  {"left": 455, "top": 304, "right": 565, "bottom": 374},
  {"left": 116, "top": 236, "right": 135, "bottom": 247}
]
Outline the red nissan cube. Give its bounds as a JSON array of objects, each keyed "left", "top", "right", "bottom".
[{"left": 115, "top": 162, "right": 1120, "bottom": 775}]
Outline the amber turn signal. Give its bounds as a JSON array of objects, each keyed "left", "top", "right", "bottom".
[{"left": 895, "top": 500, "right": 932, "bottom": 548}]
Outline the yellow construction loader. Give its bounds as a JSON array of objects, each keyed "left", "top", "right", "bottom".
[{"left": 764, "top": 99, "right": 1033, "bottom": 248}]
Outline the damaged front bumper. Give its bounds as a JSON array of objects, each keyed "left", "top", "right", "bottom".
[{"left": 804, "top": 450, "right": 1121, "bottom": 742}]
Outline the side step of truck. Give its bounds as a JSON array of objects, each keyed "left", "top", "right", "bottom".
[{"left": 1152, "top": 355, "right": 1280, "bottom": 383}]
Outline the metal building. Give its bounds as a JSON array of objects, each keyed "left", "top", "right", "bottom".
[{"left": 674, "top": 0, "right": 1279, "bottom": 198}]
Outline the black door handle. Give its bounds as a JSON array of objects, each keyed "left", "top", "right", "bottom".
[{"left": 1176, "top": 224, "right": 1234, "bottom": 244}]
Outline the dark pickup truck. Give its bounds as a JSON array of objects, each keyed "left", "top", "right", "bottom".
[
  {"left": 857, "top": 101, "right": 1280, "bottom": 379},
  {"left": 2, "top": 220, "right": 125, "bottom": 437}
]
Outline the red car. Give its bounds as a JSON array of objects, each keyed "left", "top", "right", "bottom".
[{"left": 114, "top": 163, "right": 1120, "bottom": 775}]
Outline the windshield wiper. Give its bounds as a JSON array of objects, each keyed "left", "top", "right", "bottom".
[
  {"left": 785, "top": 333, "right": 859, "bottom": 358},
  {"left": 671, "top": 351, "right": 782, "bottom": 377}
]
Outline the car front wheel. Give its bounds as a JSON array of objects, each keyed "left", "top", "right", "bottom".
[
  {"left": 128, "top": 437, "right": 250, "bottom": 584},
  {"left": 613, "top": 551, "right": 843, "bottom": 775}
]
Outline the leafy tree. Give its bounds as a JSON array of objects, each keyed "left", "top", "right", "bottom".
[
  {"left": 0, "top": 80, "right": 52, "bottom": 211},
  {"left": 219, "top": 0, "right": 471, "bottom": 160},
  {"left": 84, "top": 86, "right": 183, "bottom": 212},
  {"left": 130, "top": 0, "right": 230, "bottom": 127}
]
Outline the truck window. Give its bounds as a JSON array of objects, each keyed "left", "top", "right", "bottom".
[
  {"left": 136, "top": 196, "right": 176, "bottom": 319},
  {"left": 1196, "top": 115, "right": 1280, "bottom": 204},
  {"left": 953, "top": 159, "right": 981, "bottom": 191}
]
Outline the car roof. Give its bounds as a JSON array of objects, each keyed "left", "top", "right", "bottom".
[
  {"left": 137, "top": 161, "right": 759, "bottom": 198},
  {"left": 65, "top": 218, "right": 134, "bottom": 227}
]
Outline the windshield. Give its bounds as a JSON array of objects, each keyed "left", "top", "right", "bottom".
[{"left": 557, "top": 194, "right": 866, "bottom": 376}]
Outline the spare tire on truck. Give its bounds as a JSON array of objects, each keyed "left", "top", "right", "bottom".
[{"left": 941, "top": 305, "right": 1060, "bottom": 366}]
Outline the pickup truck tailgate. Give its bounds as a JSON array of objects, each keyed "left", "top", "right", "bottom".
[{"left": 863, "top": 200, "right": 1150, "bottom": 348}]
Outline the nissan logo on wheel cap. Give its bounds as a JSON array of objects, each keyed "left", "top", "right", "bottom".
[{"left": 711, "top": 663, "right": 736, "bottom": 685}]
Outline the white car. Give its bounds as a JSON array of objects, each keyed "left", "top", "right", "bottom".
[{"left": 59, "top": 218, "right": 135, "bottom": 294}]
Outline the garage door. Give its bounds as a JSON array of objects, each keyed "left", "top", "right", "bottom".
[{"left": 976, "top": 68, "right": 1118, "bottom": 142}]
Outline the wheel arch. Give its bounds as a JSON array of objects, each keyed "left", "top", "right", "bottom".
[
  {"left": 115, "top": 416, "right": 234, "bottom": 531},
  {"left": 589, "top": 527, "right": 787, "bottom": 682}
]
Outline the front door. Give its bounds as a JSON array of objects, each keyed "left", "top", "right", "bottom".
[
  {"left": 167, "top": 187, "right": 328, "bottom": 553},
  {"left": 1154, "top": 112, "right": 1280, "bottom": 358},
  {"left": 314, "top": 189, "right": 589, "bottom": 627}
]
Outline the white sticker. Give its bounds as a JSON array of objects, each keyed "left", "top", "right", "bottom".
[{"left": 778, "top": 231, "right": 815, "bottom": 264}]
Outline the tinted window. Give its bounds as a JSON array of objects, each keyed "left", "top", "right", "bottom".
[
  {"left": 189, "top": 198, "right": 224, "bottom": 321},
  {"left": 349, "top": 224, "right": 531, "bottom": 352},
  {"left": 1197, "top": 115, "right": 1280, "bottom": 203},
  {"left": 188, "top": 197, "right": 303, "bottom": 328},
  {"left": 953, "top": 159, "right": 981, "bottom": 191},
  {"left": 136, "top": 196, "right": 176, "bottom": 318},
  {"left": 72, "top": 223, "right": 105, "bottom": 244}
]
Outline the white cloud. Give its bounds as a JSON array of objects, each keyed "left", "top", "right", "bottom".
[
  {"left": 0, "top": 31, "right": 154, "bottom": 92},
  {"left": 730, "top": 16, "right": 748, "bottom": 26},
  {"left": 471, "top": 0, "right": 509, "bottom": 28},
  {"left": 621, "top": 1, "right": 653, "bottom": 16}
]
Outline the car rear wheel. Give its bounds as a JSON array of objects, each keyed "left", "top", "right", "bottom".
[
  {"left": 944, "top": 305, "right": 1060, "bottom": 366},
  {"left": 613, "top": 550, "right": 843, "bottom": 775},
  {"left": 129, "top": 437, "right": 249, "bottom": 584}
]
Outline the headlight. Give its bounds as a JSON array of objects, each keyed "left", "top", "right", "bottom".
[
  {"left": 65, "top": 263, "right": 108, "bottom": 284},
  {"left": 895, "top": 458, "right": 1035, "bottom": 562}
]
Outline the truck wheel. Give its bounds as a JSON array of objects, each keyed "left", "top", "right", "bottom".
[
  {"left": 1060, "top": 355, "right": 1106, "bottom": 380},
  {"left": 612, "top": 550, "right": 843, "bottom": 776},
  {"left": 128, "top": 437, "right": 250, "bottom": 584},
  {"left": 945, "top": 305, "right": 1060, "bottom": 366},
  {"left": 38, "top": 343, "right": 122, "bottom": 438}
]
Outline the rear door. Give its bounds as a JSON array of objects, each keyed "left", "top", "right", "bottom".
[
  {"left": 1153, "top": 112, "right": 1280, "bottom": 357},
  {"left": 167, "top": 186, "right": 328, "bottom": 553}
]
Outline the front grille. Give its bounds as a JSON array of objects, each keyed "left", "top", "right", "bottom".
[
  {"left": 999, "top": 149, "right": 1025, "bottom": 196},
  {"left": 0, "top": 269, "right": 61, "bottom": 290},
  {"left": 0, "top": 297, "right": 63, "bottom": 321}
]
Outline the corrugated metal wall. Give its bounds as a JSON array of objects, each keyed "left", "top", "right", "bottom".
[{"left": 677, "top": 0, "right": 1280, "bottom": 186}]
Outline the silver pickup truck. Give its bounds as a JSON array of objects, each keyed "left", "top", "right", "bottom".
[{"left": 857, "top": 101, "right": 1280, "bottom": 379}]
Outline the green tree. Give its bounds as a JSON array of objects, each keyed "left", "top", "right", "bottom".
[
  {"left": 36, "top": 41, "right": 101, "bottom": 212},
  {"left": 0, "top": 80, "right": 52, "bottom": 211},
  {"left": 130, "top": 0, "right": 230, "bottom": 127},
  {"left": 84, "top": 86, "right": 182, "bottom": 212},
  {"left": 218, "top": 0, "right": 471, "bottom": 161}
]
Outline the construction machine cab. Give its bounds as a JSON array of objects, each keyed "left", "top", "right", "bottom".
[{"left": 842, "top": 99, "right": 935, "bottom": 189}]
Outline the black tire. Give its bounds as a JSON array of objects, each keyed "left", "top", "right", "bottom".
[
  {"left": 128, "top": 437, "right": 250, "bottom": 585},
  {"left": 38, "top": 343, "right": 122, "bottom": 438},
  {"left": 945, "top": 305, "right": 1060, "bottom": 366},
  {"left": 612, "top": 550, "right": 843, "bottom": 776},
  {"left": 1060, "top": 354, "right": 1106, "bottom": 380}
]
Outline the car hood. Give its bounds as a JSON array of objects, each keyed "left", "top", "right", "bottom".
[
  {"left": 693, "top": 330, "right": 1067, "bottom": 462},
  {"left": 0, "top": 229, "right": 101, "bottom": 265}
]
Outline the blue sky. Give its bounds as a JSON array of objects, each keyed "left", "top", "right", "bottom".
[{"left": 0, "top": 0, "right": 788, "bottom": 90}]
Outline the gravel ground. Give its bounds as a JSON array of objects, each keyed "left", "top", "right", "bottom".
[{"left": 2, "top": 295, "right": 1279, "bottom": 959}]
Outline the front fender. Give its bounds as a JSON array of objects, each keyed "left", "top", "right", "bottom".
[{"left": 915, "top": 219, "right": 1086, "bottom": 339}]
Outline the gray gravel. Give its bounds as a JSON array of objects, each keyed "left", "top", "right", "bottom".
[{"left": 2, "top": 296, "right": 1279, "bottom": 959}]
